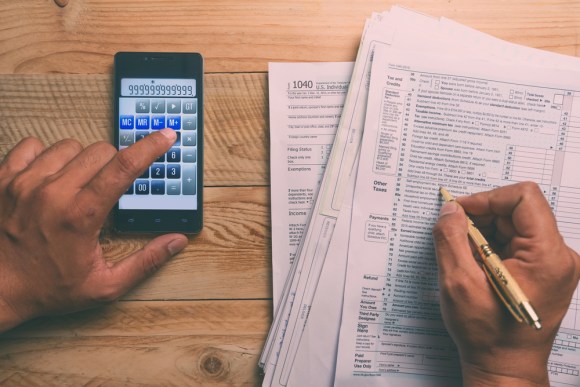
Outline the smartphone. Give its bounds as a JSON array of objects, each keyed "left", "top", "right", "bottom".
[{"left": 113, "top": 52, "right": 203, "bottom": 233}]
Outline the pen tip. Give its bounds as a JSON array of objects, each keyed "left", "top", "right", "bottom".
[
  {"left": 439, "top": 186, "right": 454, "bottom": 202},
  {"left": 533, "top": 321, "right": 542, "bottom": 330}
]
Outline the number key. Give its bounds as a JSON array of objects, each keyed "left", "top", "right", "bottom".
[
  {"left": 135, "top": 130, "right": 150, "bottom": 142},
  {"left": 151, "top": 164, "right": 165, "bottom": 178},
  {"left": 167, "top": 147, "right": 181, "bottom": 162},
  {"left": 135, "top": 180, "right": 150, "bottom": 195},
  {"left": 167, "top": 164, "right": 181, "bottom": 179}
]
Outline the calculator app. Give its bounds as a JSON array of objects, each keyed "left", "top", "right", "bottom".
[{"left": 118, "top": 78, "right": 199, "bottom": 210}]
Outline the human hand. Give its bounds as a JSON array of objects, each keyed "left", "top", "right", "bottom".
[
  {"left": 432, "top": 182, "right": 580, "bottom": 386},
  {"left": 0, "top": 129, "right": 188, "bottom": 333}
]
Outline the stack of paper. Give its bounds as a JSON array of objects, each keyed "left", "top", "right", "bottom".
[{"left": 262, "top": 6, "right": 580, "bottom": 386}]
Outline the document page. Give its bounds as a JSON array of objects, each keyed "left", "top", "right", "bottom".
[
  {"left": 283, "top": 12, "right": 446, "bottom": 386},
  {"left": 269, "top": 62, "right": 352, "bottom": 306},
  {"left": 319, "top": 7, "right": 438, "bottom": 217},
  {"left": 261, "top": 12, "right": 403, "bottom": 386},
  {"left": 287, "top": 160, "right": 359, "bottom": 387},
  {"left": 334, "top": 45, "right": 580, "bottom": 386},
  {"left": 262, "top": 9, "right": 448, "bottom": 387},
  {"left": 262, "top": 62, "right": 353, "bottom": 385}
]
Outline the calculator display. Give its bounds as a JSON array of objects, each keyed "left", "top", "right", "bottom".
[
  {"left": 118, "top": 78, "right": 199, "bottom": 210},
  {"left": 121, "top": 78, "right": 196, "bottom": 97}
]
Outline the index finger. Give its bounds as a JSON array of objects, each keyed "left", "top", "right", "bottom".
[
  {"left": 432, "top": 201, "right": 482, "bottom": 276},
  {"left": 458, "top": 182, "right": 558, "bottom": 239},
  {"left": 75, "top": 129, "right": 176, "bottom": 223}
]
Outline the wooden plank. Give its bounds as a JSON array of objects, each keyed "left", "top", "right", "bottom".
[
  {"left": 0, "top": 0, "right": 578, "bottom": 74},
  {"left": 0, "top": 73, "right": 269, "bottom": 186},
  {"left": 113, "top": 186, "right": 272, "bottom": 300},
  {"left": 0, "top": 300, "right": 270, "bottom": 386}
]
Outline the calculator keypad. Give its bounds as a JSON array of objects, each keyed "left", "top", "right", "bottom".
[{"left": 119, "top": 97, "right": 198, "bottom": 197}]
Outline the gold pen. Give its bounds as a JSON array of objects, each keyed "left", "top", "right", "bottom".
[{"left": 439, "top": 187, "right": 542, "bottom": 330}]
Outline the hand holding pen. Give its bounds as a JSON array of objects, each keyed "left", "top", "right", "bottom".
[
  {"left": 432, "top": 182, "right": 580, "bottom": 387},
  {"left": 440, "top": 186, "right": 542, "bottom": 330}
]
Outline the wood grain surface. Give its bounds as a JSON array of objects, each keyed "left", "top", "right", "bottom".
[
  {"left": 0, "top": 0, "right": 578, "bottom": 74},
  {"left": 1, "top": 0, "right": 579, "bottom": 385},
  {"left": 0, "top": 301, "right": 270, "bottom": 385}
]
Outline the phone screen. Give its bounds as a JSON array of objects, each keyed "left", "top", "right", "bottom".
[{"left": 114, "top": 53, "right": 203, "bottom": 233}]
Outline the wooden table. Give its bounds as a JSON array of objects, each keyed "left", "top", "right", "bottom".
[{"left": 0, "top": 1, "right": 578, "bottom": 385}]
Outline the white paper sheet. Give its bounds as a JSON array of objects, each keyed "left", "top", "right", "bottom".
[
  {"left": 280, "top": 8, "right": 447, "bottom": 386},
  {"left": 269, "top": 62, "right": 353, "bottom": 307},
  {"left": 286, "top": 159, "right": 358, "bottom": 387},
  {"left": 334, "top": 44, "right": 580, "bottom": 386},
  {"left": 262, "top": 62, "right": 353, "bottom": 384},
  {"left": 261, "top": 13, "right": 401, "bottom": 386}
]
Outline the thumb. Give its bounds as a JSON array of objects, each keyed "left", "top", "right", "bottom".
[
  {"left": 432, "top": 201, "right": 478, "bottom": 275},
  {"left": 100, "top": 234, "right": 188, "bottom": 299}
]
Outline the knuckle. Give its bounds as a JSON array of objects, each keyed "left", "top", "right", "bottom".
[
  {"left": 440, "top": 272, "right": 473, "bottom": 301},
  {"left": 94, "top": 141, "right": 117, "bottom": 154},
  {"left": 3, "top": 220, "right": 25, "bottom": 242},
  {"left": 518, "top": 181, "right": 542, "bottom": 196},
  {"left": 87, "top": 141, "right": 116, "bottom": 157},
  {"left": 556, "top": 248, "right": 578, "bottom": 282},
  {"left": 6, "top": 174, "right": 30, "bottom": 199},
  {"left": 35, "top": 182, "right": 61, "bottom": 203},
  {"left": 432, "top": 222, "right": 462, "bottom": 247},
  {"left": 431, "top": 222, "right": 446, "bottom": 241},
  {"left": 53, "top": 138, "right": 83, "bottom": 153},
  {"left": 78, "top": 142, "right": 116, "bottom": 170},
  {"left": 115, "top": 149, "right": 141, "bottom": 177},
  {"left": 62, "top": 200, "right": 96, "bottom": 229}
]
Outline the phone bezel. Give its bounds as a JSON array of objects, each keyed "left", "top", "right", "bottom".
[{"left": 113, "top": 52, "right": 204, "bottom": 234}]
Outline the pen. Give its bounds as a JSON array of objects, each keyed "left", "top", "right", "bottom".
[{"left": 439, "top": 187, "right": 542, "bottom": 330}]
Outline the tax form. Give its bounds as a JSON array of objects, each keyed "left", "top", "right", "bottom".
[
  {"left": 262, "top": 61, "right": 352, "bottom": 386},
  {"left": 262, "top": 10, "right": 406, "bottom": 386},
  {"left": 284, "top": 8, "right": 445, "bottom": 387},
  {"left": 268, "top": 7, "right": 482, "bottom": 386},
  {"left": 286, "top": 169, "right": 356, "bottom": 387},
  {"left": 269, "top": 62, "right": 353, "bottom": 307},
  {"left": 334, "top": 44, "right": 580, "bottom": 386}
]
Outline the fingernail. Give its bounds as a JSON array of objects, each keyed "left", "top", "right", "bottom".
[
  {"left": 167, "top": 237, "right": 188, "bottom": 255},
  {"left": 439, "top": 201, "right": 458, "bottom": 217},
  {"left": 160, "top": 128, "right": 176, "bottom": 140}
]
